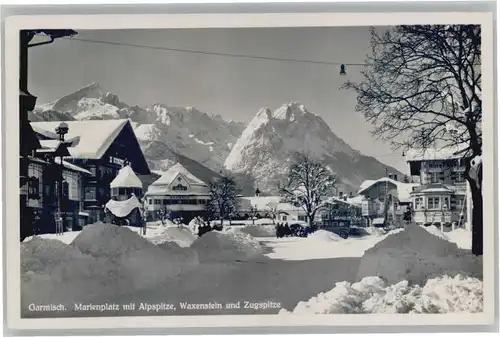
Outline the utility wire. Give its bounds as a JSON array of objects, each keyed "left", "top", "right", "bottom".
[{"left": 63, "top": 37, "right": 367, "bottom": 67}]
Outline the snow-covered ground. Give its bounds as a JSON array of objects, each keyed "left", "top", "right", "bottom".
[
  {"left": 21, "top": 222, "right": 481, "bottom": 317},
  {"left": 281, "top": 274, "right": 483, "bottom": 314},
  {"left": 260, "top": 235, "right": 388, "bottom": 260},
  {"left": 24, "top": 224, "right": 472, "bottom": 260}
]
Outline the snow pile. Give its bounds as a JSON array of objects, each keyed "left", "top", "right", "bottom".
[
  {"left": 307, "top": 230, "right": 343, "bottom": 242},
  {"left": 356, "top": 225, "right": 482, "bottom": 286},
  {"left": 21, "top": 237, "right": 113, "bottom": 307},
  {"left": 71, "top": 223, "right": 199, "bottom": 289},
  {"left": 362, "top": 227, "right": 387, "bottom": 236},
  {"left": 446, "top": 228, "right": 472, "bottom": 250},
  {"left": 239, "top": 225, "right": 276, "bottom": 238},
  {"left": 281, "top": 274, "right": 482, "bottom": 314},
  {"left": 422, "top": 225, "right": 449, "bottom": 240},
  {"left": 149, "top": 226, "right": 197, "bottom": 247},
  {"left": 157, "top": 241, "right": 199, "bottom": 267},
  {"left": 191, "top": 230, "right": 264, "bottom": 263}
]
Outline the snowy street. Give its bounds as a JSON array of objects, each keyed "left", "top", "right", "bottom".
[
  {"left": 21, "top": 222, "right": 480, "bottom": 318},
  {"left": 33, "top": 255, "right": 360, "bottom": 317}
]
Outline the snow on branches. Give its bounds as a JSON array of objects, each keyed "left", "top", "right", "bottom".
[{"left": 278, "top": 152, "right": 337, "bottom": 225}]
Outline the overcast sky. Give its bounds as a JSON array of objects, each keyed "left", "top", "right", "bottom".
[{"left": 28, "top": 27, "right": 408, "bottom": 173}]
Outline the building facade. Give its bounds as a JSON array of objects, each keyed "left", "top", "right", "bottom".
[
  {"left": 357, "top": 177, "right": 418, "bottom": 227},
  {"left": 31, "top": 119, "right": 151, "bottom": 224},
  {"left": 105, "top": 164, "right": 144, "bottom": 227},
  {"left": 406, "top": 147, "right": 468, "bottom": 229},
  {"left": 145, "top": 163, "right": 211, "bottom": 223}
]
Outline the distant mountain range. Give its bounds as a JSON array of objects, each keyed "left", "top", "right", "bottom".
[{"left": 31, "top": 82, "right": 403, "bottom": 195}]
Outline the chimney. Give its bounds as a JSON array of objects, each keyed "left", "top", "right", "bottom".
[
  {"left": 339, "top": 191, "right": 344, "bottom": 198},
  {"left": 344, "top": 196, "right": 348, "bottom": 201},
  {"left": 393, "top": 174, "right": 398, "bottom": 181},
  {"left": 349, "top": 192, "right": 353, "bottom": 198}
]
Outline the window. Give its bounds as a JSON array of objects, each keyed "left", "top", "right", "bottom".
[
  {"left": 281, "top": 215, "right": 287, "bottom": 221},
  {"left": 430, "top": 172, "right": 440, "bottom": 183},
  {"left": 63, "top": 171, "right": 80, "bottom": 201},
  {"left": 172, "top": 184, "right": 188, "bottom": 191},
  {"left": 154, "top": 199, "right": 161, "bottom": 205},
  {"left": 455, "top": 171, "right": 465, "bottom": 183},
  {"left": 84, "top": 187, "right": 97, "bottom": 200},
  {"left": 427, "top": 197, "right": 440, "bottom": 210},
  {"left": 442, "top": 196, "right": 450, "bottom": 210},
  {"left": 148, "top": 198, "right": 152, "bottom": 205},
  {"left": 89, "top": 166, "right": 97, "bottom": 177},
  {"left": 27, "top": 163, "right": 43, "bottom": 207},
  {"left": 111, "top": 188, "right": 119, "bottom": 197},
  {"left": 298, "top": 215, "right": 307, "bottom": 222}
]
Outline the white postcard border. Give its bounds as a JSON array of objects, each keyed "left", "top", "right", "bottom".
[{"left": 4, "top": 11, "right": 496, "bottom": 331}]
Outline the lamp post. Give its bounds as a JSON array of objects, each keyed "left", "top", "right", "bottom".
[{"left": 55, "top": 122, "right": 68, "bottom": 235}]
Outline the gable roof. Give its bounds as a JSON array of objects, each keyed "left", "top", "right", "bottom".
[
  {"left": 151, "top": 163, "right": 206, "bottom": 186},
  {"left": 31, "top": 119, "right": 129, "bottom": 159},
  {"left": 110, "top": 165, "right": 143, "bottom": 189},
  {"left": 357, "top": 177, "right": 419, "bottom": 203}
]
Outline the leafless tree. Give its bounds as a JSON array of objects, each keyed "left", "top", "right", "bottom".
[
  {"left": 208, "top": 173, "right": 239, "bottom": 226},
  {"left": 344, "top": 25, "right": 483, "bottom": 255},
  {"left": 279, "top": 152, "right": 337, "bottom": 226},
  {"left": 266, "top": 201, "right": 281, "bottom": 225}
]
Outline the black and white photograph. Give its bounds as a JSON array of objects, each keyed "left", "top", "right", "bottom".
[{"left": 4, "top": 10, "right": 495, "bottom": 330}]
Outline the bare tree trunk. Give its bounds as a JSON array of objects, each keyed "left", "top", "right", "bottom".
[{"left": 470, "top": 181, "right": 483, "bottom": 256}]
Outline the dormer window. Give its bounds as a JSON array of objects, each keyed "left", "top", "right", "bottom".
[{"left": 172, "top": 184, "right": 187, "bottom": 191}]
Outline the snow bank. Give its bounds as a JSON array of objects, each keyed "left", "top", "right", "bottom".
[
  {"left": 361, "top": 227, "right": 387, "bottom": 236},
  {"left": 191, "top": 230, "right": 264, "bottom": 263},
  {"left": 422, "top": 225, "right": 449, "bottom": 240},
  {"left": 356, "top": 225, "right": 482, "bottom": 286},
  {"left": 281, "top": 274, "right": 482, "bottom": 314},
  {"left": 71, "top": 223, "right": 199, "bottom": 289},
  {"left": 149, "top": 226, "right": 197, "bottom": 247},
  {"left": 21, "top": 237, "right": 114, "bottom": 307},
  {"left": 264, "top": 235, "right": 388, "bottom": 260},
  {"left": 307, "top": 230, "right": 343, "bottom": 242},
  {"left": 239, "top": 225, "right": 276, "bottom": 238},
  {"left": 446, "top": 228, "right": 472, "bottom": 250},
  {"left": 24, "top": 231, "right": 81, "bottom": 245},
  {"left": 157, "top": 241, "right": 199, "bottom": 267}
]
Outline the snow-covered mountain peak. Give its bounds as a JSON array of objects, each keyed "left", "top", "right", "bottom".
[{"left": 224, "top": 103, "right": 397, "bottom": 193}]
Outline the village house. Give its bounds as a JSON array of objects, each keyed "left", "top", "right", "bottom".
[
  {"left": 238, "top": 194, "right": 363, "bottom": 226},
  {"left": 28, "top": 141, "right": 92, "bottom": 233},
  {"left": 31, "top": 119, "right": 151, "bottom": 224},
  {"left": 356, "top": 175, "right": 419, "bottom": 227},
  {"left": 144, "top": 163, "right": 211, "bottom": 223},
  {"left": 105, "top": 164, "right": 144, "bottom": 226},
  {"left": 405, "top": 146, "right": 470, "bottom": 230}
]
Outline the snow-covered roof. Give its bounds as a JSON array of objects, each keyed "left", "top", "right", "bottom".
[
  {"left": 357, "top": 177, "right": 419, "bottom": 203},
  {"left": 110, "top": 165, "right": 143, "bottom": 189},
  {"left": 54, "top": 157, "right": 92, "bottom": 175},
  {"left": 146, "top": 163, "right": 209, "bottom": 196},
  {"left": 151, "top": 163, "right": 206, "bottom": 186},
  {"left": 105, "top": 194, "right": 142, "bottom": 218},
  {"left": 405, "top": 144, "right": 468, "bottom": 162},
  {"left": 240, "top": 196, "right": 284, "bottom": 210},
  {"left": 412, "top": 185, "right": 454, "bottom": 195},
  {"left": 39, "top": 139, "right": 61, "bottom": 149},
  {"left": 145, "top": 186, "right": 210, "bottom": 197},
  {"left": 324, "top": 196, "right": 362, "bottom": 208},
  {"left": 347, "top": 195, "right": 364, "bottom": 206},
  {"left": 239, "top": 196, "right": 304, "bottom": 213},
  {"left": 31, "top": 119, "right": 130, "bottom": 159},
  {"left": 359, "top": 180, "right": 375, "bottom": 191}
]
